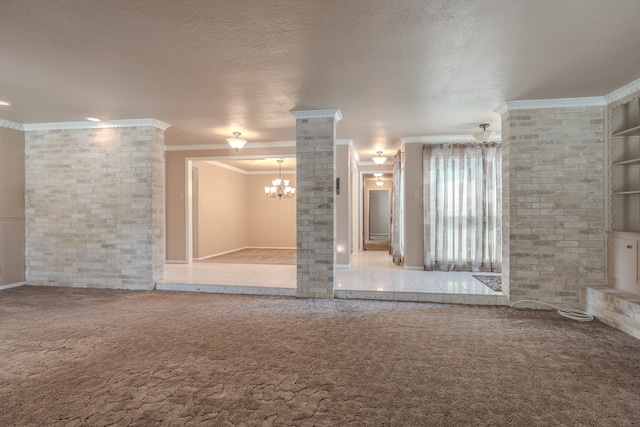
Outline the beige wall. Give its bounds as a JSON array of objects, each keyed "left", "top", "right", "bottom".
[
  {"left": 403, "top": 143, "right": 424, "bottom": 268},
  {"left": 247, "top": 174, "right": 296, "bottom": 248},
  {"left": 336, "top": 144, "right": 350, "bottom": 265},
  {"left": 166, "top": 146, "right": 296, "bottom": 261},
  {"left": 191, "top": 161, "right": 297, "bottom": 259},
  {"left": 193, "top": 162, "right": 249, "bottom": 258},
  {"left": 0, "top": 127, "right": 25, "bottom": 287}
]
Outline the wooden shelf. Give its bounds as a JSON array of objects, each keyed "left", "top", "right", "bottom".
[
  {"left": 612, "top": 158, "right": 640, "bottom": 166},
  {"left": 612, "top": 124, "right": 640, "bottom": 137}
]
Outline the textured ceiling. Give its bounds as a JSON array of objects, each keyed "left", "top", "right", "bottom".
[{"left": 1, "top": 0, "right": 640, "bottom": 162}]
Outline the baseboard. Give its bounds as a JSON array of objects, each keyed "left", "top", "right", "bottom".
[
  {"left": 165, "top": 260, "right": 188, "bottom": 264},
  {"left": 196, "top": 247, "right": 249, "bottom": 261},
  {"left": 336, "top": 263, "right": 351, "bottom": 269},
  {"left": 247, "top": 246, "right": 297, "bottom": 250},
  {"left": 0, "top": 282, "right": 25, "bottom": 291},
  {"left": 404, "top": 265, "right": 424, "bottom": 270}
]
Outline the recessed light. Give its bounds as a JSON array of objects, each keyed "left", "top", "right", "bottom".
[
  {"left": 0, "top": 100, "right": 11, "bottom": 106},
  {"left": 86, "top": 117, "right": 101, "bottom": 122}
]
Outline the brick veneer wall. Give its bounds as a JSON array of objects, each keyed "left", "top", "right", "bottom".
[
  {"left": 503, "top": 106, "right": 605, "bottom": 308},
  {"left": 294, "top": 116, "right": 337, "bottom": 298},
  {"left": 25, "top": 126, "right": 165, "bottom": 290}
]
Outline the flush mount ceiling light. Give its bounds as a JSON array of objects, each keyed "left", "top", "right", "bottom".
[
  {"left": 0, "top": 100, "right": 11, "bottom": 106},
  {"left": 86, "top": 117, "right": 101, "bottom": 122},
  {"left": 265, "top": 159, "right": 296, "bottom": 199},
  {"left": 372, "top": 151, "right": 387, "bottom": 166},
  {"left": 376, "top": 178, "right": 384, "bottom": 187},
  {"left": 373, "top": 172, "right": 383, "bottom": 177},
  {"left": 226, "top": 131, "right": 247, "bottom": 152},
  {"left": 472, "top": 123, "right": 496, "bottom": 144}
]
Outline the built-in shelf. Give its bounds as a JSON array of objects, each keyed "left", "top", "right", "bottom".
[
  {"left": 612, "top": 158, "right": 640, "bottom": 166},
  {"left": 612, "top": 190, "right": 640, "bottom": 195},
  {"left": 612, "top": 124, "right": 640, "bottom": 137}
]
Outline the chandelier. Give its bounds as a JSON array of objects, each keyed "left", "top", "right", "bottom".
[{"left": 265, "top": 159, "right": 296, "bottom": 199}]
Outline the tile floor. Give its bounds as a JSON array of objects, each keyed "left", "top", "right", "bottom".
[{"left": 159, "top": 251, "right": 507, "bottom": 305}]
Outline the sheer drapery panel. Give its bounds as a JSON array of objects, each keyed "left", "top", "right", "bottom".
[{"left": 423, "top": 143, "right": 502, "bottom": 272}]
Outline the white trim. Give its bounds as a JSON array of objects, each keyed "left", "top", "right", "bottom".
[
  {"left": 402, "top": 134, "right": 502, "bottom": 144},
  {"left": 247, "top": 246, "right": 297, "bottom": 250},
  {"left": 22, "top": 118, "right": 171, "bottom": 131},
  {"left": 202, "top": 161, "right": 296, "bottom": 175},
  {"left": 165, "top": 140, "right": 296, "bottom": 151},
  {"left": 205, "top": 160, "right": 248, "bottom": 175},
  {"left": 185, "top": 159, "right": 193, "bottom": 263},
  {"left": 165, "top": 260, "right": 188, "bottom": 264},
  {"left": 0, "top": 282, "right": 25, "bottom": 291},
  {"left": 494, "top": 96, "right": 606, "bottom": 114},
  {"left": 604, "top": 77, "right": 640, "bottom": 105},
  {"left": 290, "top": 109, "right": 343, "bottom": 122},
  {"left": 403, "top": 265, "right": 424, "bottom": 270},
  {"left": 0, "top": 119, "right": 24, "bottom": 131}
]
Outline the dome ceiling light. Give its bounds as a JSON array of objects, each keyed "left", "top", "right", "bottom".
[
  {"left": 372, "top": 151, "right": 387, "bottom": 166},
  {"left": 472, "top": 124, "right": 495, "bottom": 144},
  {"left": 226, "top": 131, "right": 247, "bottom": 152}
]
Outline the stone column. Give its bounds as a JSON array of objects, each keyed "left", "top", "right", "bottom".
[
  {"left": 24, "top": 120, "right": 169, "bottom": 290},
  {"left": 290, "top": 109, "right": 342, "bottom": 298},
  {"left": 497, "top": 102, "right": 605, "bottom": 309}
]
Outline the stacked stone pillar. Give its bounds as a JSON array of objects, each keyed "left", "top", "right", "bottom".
[
  {"left": 24, "top": 121, "right": 168, "bottom": 290},
  {"left": 291, "top": 109, "right": 342, "bottom": 298},
  {"left": 499, "top": 103, "right": 605, "bottom": 308}
]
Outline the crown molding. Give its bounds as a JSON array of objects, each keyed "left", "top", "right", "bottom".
[
  {"left": 290, "top": 109, "right": 342, "bottom": 122},
  {"left": 0, "top": 119, "right": 24, "bottom": 131},
  {"left": 165, "top": 140, "right": 296, "bottom": 152},
  {"left": 604, "top": 77, "right": 640, "bottom": 105},
  {"left": 402, "top": 134, "right": 502, "bottom": 144},
  {"left": 494, "top": 97, "right": 606, "bottom": 115},
  {"left": 22, "top": 119, "right": 171, "bottom": 132},
  {"left": 204, "top": 160, "right": 248, "bottom": 174},
  {"left": 202, "top": 160, "right": 295, "bottom": 175}
]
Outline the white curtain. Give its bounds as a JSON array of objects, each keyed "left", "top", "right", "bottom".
[
  {"left": 390, "top": 150, "right": 403, "bottom": 266},
  {"left": 423, "top": 143, "right": 502, "bottom": 272}
]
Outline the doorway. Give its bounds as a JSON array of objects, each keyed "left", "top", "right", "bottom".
[
  {"left": 369, "top": 189, "right": 390, "bottom": 241},
  {"left": 363, "top": 172, "right": 392, "bottom": 252}
]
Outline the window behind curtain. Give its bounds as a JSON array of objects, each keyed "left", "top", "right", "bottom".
[{"left": 423, "top": 143, "right": 502, "bottom": 272}]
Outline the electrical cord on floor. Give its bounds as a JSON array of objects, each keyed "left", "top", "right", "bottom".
[{"left": 510, "top": 300, "right": 594, "bottom": 322}]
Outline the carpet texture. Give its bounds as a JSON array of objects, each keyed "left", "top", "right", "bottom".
[
  {"left": 472, "top": 275, "right": 502, "bottom": 292},
  {"left": 1, "top": 286, "right": 640, "bottom": 426},
  {"left": 197, "top": 248, "right": 296, "bottom": 265},
  {"left": 364, "top": 241, "right": 390, "bottom": 252}
]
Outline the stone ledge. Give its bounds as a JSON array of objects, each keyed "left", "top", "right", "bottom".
[{"left": 586, "top": 286, "right": 640, "bottom": 340}]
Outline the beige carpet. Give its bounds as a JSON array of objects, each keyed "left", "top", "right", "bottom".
[
  {"left": 197, "top": 248, "right": 296, "bottom": 265},
  {"left": 1, "top": 286, "right": 640, "bottom": 426},
  {"left": 364, "top": 240, "right": 390, "bottom": 251}
]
